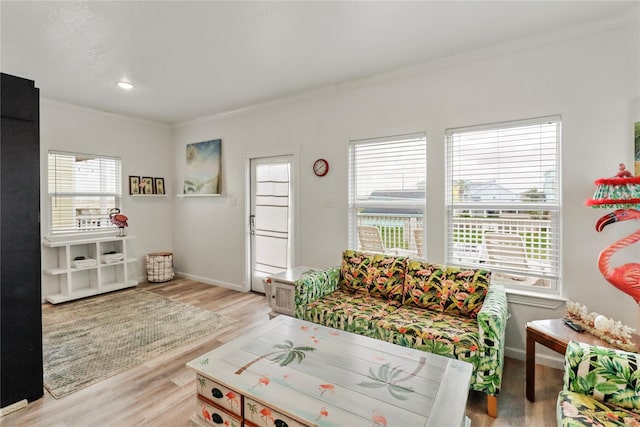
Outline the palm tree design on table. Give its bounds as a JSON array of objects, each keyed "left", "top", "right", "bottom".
[
  {"left": 235, "top": 340, "right": 315, "bottom": 375},
  {"left": 358, "top": 356, "right": 426, "bottom": 400},
  {"left": 246, "top": 402, "right": 259, "bottom": 422}
]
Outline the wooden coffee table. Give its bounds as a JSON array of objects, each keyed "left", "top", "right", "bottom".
[
  {"left": 526, "top": 318, "right": 640, "bottom": 402},
  {"left": 187, "top": 315, "right": 473, "bottom": 427}
]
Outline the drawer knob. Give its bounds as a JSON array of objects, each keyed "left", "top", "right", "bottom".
[
  {"left": 211, "top": 387, "right": 223, "bottom": 398},
  {"left": 211, "top": 413, "right": 224, "bottom": 424}
]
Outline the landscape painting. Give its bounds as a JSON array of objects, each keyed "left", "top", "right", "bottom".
[{"left": 183, "top": 139, "right": 221, "bottom": 195}]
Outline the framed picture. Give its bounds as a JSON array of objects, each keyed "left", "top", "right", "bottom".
[
  {"left": 154, "top": 177, "right": 165, "bottom": 195},
  {"left": 141, "top": 176, "right": 154, "bottom": 195},
  {"left": 129, "top": 176, "right": 140, "bottom": 195},
  {"left": 183, "top": 139, "right": 222, "bottom": 195},
  {"left": 635, "top": 121, "right": 640, "bottom": 176}
]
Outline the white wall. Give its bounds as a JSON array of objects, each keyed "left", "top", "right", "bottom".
[
  {"left": 40, "top": 99, "right": 174, "bottom": 297},
  {"left": 171, "top": 17, "right": 640, "bottom": 362}
]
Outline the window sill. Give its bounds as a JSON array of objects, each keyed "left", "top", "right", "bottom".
[{"left": 505, "top": 288, "right": 567, "bottom": 309}]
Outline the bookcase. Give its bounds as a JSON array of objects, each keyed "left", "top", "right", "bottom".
[{"left": 43, "top": 235, "right": 138, "bottom": 304}]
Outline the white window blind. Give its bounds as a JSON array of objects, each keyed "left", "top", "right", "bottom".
[
  {"left": 446, "top": 117, "right": 561, "bottom": 291},
  {"left": 348, "top": 133, "right": 426, "bottom": 255},
  {"left": 48, "top": 151, "right": 122, "bottom": 234}
]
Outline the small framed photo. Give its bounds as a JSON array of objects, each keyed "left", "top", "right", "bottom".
[
  {"left": 129, "top": 176, "right": 140, "bottom": 195},
  {"left": 154, "top": 177, "right": 165, "bottom": 195},
  {"left": 141, "top": 177, "right": 154, "bottom": 195}
]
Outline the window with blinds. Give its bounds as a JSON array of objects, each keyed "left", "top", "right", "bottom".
[
  {"left": 348, "top": 133, "right": 426, "bottom": 255},
  {"left": 445, "top": 117, "right": 561, "bottom": 291},
  {"left": 48, "top": 151, "right": 122, "bottom": 234}
]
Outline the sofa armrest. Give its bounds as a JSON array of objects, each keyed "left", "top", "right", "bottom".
[
  {"left": 475, "top": 284, "right": 509, "bottom": 395},
  {"left": 293, "top": 267, "right": 340, "bottom": 314},
  {"left": 563, "top": 340, "right": 640, "bottom": 413},
  {"left": 477, "top": 284, "right": 509, "bottom": 346}
]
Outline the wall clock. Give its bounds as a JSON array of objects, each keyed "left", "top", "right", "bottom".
[{"left": 313, "top": 158, "right": 329, "bottom": 177}]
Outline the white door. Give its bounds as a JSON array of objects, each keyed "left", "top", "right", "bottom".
[{"left": 250, "top": 156, "right": 293, "bottom": 293}]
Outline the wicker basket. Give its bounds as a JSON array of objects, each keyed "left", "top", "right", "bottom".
[{"left": 146, "top": 252, "right": 175, "bottom": 283}]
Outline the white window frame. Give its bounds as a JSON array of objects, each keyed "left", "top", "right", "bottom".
[
  {"left": 47, "top": 150, "right": 122, "bottom": 236},
  {"left": 348, "top": 133, "right": 427, "bottom": 255},
  {"left": 445, "top": 116, "right": 561, "bottom": 293}
]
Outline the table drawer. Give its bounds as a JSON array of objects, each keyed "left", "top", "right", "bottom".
[
  {"left": 197, "top": 397, "right": 243, "bottom": 427},
  {"left": 244, "top": 397, "right": 308, "bottom": 427},
  {"left": 196, "top": 374, "right": 242, "bottom": 416}
]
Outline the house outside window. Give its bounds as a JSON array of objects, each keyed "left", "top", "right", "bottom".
[
  {"left": 47, "top": 151, "right": 122, "bottom": 235},
  {"left": 348, "top": 133, "right": 426, "bottom": 256},
  {"left": 446, "top": 116, "right": 561, "bottom": 292}
]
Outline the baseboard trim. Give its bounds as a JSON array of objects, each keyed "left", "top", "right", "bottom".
[
  {"left": 175, "top": 271, "right": 245, "bottom": 292},
  {"left": 505, "top": 346, "right": 564, "bottom": 370},
  {"left": 1, "top": 399, "right": 27, "bottom": 417}
]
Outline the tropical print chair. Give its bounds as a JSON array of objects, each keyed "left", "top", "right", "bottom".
[{"left": 557, "top": 341, "right": 640, "bottom": 426}]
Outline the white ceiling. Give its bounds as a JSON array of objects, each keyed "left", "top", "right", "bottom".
[{"left": 1, "top": 1, "right": 637, "bottom": 125}]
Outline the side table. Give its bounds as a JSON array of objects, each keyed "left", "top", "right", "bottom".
[
  {"left": 525, "top": 318, "right": 640, "bottom": 402},
  {"left": 264, "top": 266, "right": 316, "bottom": 318}
]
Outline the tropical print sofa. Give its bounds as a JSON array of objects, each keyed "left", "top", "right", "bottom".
[
  {"left": 557, "top": 341, "right": 640, "bottom": 426},
  {"left": 293, "top": 249, "right": 509, "bottom": 417}
]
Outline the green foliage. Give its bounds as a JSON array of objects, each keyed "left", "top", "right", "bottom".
[
  {"left": 419, "top": 340, "right": 451, "bottom": 356},
  {"left": 594, "top": 382, "right": 620, "bottom": 394}
]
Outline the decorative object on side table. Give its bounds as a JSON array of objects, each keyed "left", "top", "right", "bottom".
[
  {"left": 586, "top": 163, "right": 640, "bottom": 304},
  {"left": 565, "top": 301, "right": 637, "bottom": 352},
  {"left": 109, "top": 208, "right": 128, "bottom": 237}
]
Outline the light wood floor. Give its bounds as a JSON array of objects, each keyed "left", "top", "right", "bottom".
[{"left": 3, "top": 277, "right": 562, "bottom": 426}]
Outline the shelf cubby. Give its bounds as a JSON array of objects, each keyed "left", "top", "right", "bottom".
[{"left": 43, "top": 235, "right": 138, "bottom": 304}]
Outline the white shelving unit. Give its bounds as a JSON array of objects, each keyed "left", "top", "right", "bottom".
[{"left": 43, "top": 235, "right": 138, "bottom": 304}]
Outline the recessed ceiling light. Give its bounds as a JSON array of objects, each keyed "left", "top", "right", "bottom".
[{"left": 116, "top": 81, "right": 134, "bottom": 90}]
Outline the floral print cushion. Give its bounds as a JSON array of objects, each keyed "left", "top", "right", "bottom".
[
  {"left": 338, "top": 250, "right": 407, "bottom": 303},
  {"left": 563, "top": 341, "right": 640, "bottom": 414},
  {"left": 403, "top": 259, "right": 491, "bottom": 318},
  {"left": 299, "top": 290, "right": 399, "bottom": 337},
  {"left": 339, "top": 250, "right": 374, "bottom": 294},
  {"left": 366, "top": 252, "right": 408, "bottom": 303},
  {"left": 374, "top": 308, "right": 480, "bottom": 376},
  {"left": 403, "top": 260, "right": 447, "bottom": 310},
  {"left": 557, "top": 390, "right": 640, "bottom": 427}
]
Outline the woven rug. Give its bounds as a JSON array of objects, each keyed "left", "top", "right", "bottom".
[{"left": 42, "top": 288, "right": 236, "bottom": 398}]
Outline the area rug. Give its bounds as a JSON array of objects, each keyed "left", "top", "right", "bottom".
[{"left": 42, "top": 289, "right": 236, "bottom": 398}]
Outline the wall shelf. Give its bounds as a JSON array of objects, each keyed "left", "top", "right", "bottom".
[{"left": 43, "top": 235, "right": 138, "bottom": 304}]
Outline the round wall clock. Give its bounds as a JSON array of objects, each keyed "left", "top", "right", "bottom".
[{"left": 313, "top": 158, "right": 329, "bottom": 177}]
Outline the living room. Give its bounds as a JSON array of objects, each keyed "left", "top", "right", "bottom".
[{"left": 2, "top": 1, "right": 640, "bottom": 426}]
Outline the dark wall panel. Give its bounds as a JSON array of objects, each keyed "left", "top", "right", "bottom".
[{"left": 0, "top": 73, "right": 43, "bottom": 406}]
